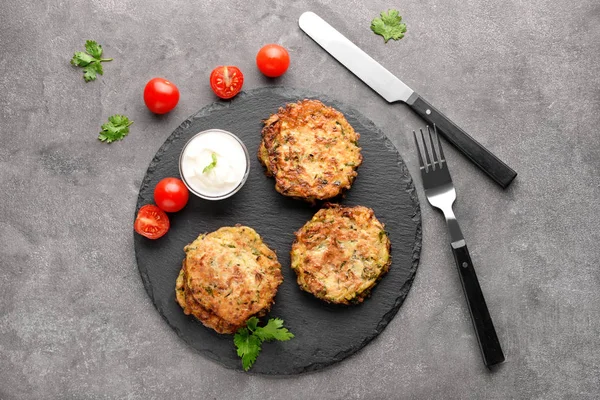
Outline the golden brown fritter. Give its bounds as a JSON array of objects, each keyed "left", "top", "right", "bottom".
[
  {"left": 176, "top": 266, "right": 240, "bottom": 334},
  {"left": 290, "top": 204, "right": 391, "bottom": 305},
  {"left": 259, "top": 99, "right": 363, "bottom": 202},
  {"left": 175, "top": 226, "right": 283, "bottom": 334}
]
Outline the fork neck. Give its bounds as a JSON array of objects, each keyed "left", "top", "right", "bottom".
[{"left": 439, "top": 205, "right": 465, "bottom": 248}]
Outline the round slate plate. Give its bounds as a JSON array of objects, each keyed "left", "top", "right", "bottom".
[{"left": 134, "top": 87, "right": 421, "bottom": 375}]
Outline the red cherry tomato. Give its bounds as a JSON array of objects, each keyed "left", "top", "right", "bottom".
[
  {"left": 143, "top": 78, "right": 180, "bottom": 114},
  {"left": 154, "top": 177, "right": 189, "bottom": 213},
  {"left": 210, "top": 66, "right": 244, "bottom": 99},
  {"left": 256, "top": 44, "right": 290, "bottom": 78},
  {"left": 134, "top": 204, "right": 170, "bottom": 239}
]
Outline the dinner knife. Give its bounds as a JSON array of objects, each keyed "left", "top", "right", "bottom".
[{"left": 298, "top": 11, "right": 517, "bottom": 189}]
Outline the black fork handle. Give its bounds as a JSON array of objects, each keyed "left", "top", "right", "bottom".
[
  {"left": 407, "top": 92, "right": 517, "bottom": 189},
  {"left": 452, "top": 244, "right": 505, "bottom": 367}
]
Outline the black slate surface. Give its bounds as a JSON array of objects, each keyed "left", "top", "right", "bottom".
[{"left": 133, "top": 87, "right": 422, "bottom": 374}]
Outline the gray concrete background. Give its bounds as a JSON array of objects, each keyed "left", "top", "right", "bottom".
[{"left": 1, "top": 0, "right": 599, "bottom": 398}]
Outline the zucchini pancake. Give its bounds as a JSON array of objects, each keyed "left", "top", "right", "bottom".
[
  {"left": 291, "top": 204, "right": 391, "bottom": 305},
  {"left": 259, "top": 99, "right": 363, "bottom": 202},
  {"left": 175, "top": 226, "right": 283, "bottom": 334}
]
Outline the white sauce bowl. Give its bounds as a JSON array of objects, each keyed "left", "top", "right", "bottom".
[{"left": 179, "top": 129, "right": 250, "bottom": 200}]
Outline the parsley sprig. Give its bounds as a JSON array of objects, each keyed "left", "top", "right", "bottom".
[
  {"left": 234, "top": 317, "right": 294, "bottom": 371},
  {"left": 371, "top": 9, "right": 407, "bottom": 43},
  {"left": 98, "top": 115, "right": 133, "bottom": 143},
  {"left": 71, "top": 40, "right": 113, "bottom": 82}
]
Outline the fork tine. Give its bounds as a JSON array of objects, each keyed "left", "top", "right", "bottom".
[
  {"left": 419, "top": 128, "right": 432, "bottom": 171},
  {"left": 413, "top": 130, "right": 425, "bottom": 169},
  {"left": 434, "top": 124, "right": 445, "bottom": 163},
  {"left": 427, "top": 126, "right": 439, "bottom": 170}
]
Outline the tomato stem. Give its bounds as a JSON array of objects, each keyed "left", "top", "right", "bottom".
[{"left": 100, "top": 58, "right": 113, "bottom": 62}]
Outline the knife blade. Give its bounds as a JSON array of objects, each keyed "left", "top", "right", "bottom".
[{"left": 299, "top": 11, "right": 517, "bottom": 189}]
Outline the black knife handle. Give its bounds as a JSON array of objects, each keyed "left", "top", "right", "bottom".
[
  {"left": 452, "top": 244, "right": 505, "bottom": 368},
  {"left": 407, "top": 93, "right": 517, "bottom": 189}
]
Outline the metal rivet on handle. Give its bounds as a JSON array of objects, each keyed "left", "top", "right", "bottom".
[
  {"left": 426, "top": 109, "right": 431, "bottom": 115},
  {"left": 462, "top": 262, "right": 468, "bottom": 268}
]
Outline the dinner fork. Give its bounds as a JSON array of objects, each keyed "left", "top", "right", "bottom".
[{"left": 414, "top": 125, "right": 505, "bottom": 368}]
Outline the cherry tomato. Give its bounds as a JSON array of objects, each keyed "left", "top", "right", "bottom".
[
  {"left": 154, "top": 177, "right": 189, "bottom": 213},
  {"left": 134, "top": 204, "right": 170, "bottom": 239},
  {"left": 143, "top": 78, "right": 180, "bottom": 114},
  {"left": 256, "top": 44, "right": 290, "bottom": 78},
  {"left": 210, "top": 66, "right": 244, "bottom": 99}
]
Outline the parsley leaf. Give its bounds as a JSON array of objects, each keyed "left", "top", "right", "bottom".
[
  {"left": 246, "top": 316, "right": 259, "bottom": 332},
  {"left": 83, "top": 61, "right": 103, "bottom": 82},
  {"left": 203, "top": 153, "right": 218, "bottom": 173},
  {"left": 233, "top": 317, "right": 294, "bottom": 371},
  {"left": 254, "top": 318, "right": 295, "bottom": 342},
  {"left": 98, "top": 114, "right": 133, "bottom": 143},
  {"left": 70, "top": 40, "right": 113, "bottom": 82},
  {"left": 85, "top": 40, "right": 103, "bottom": 59},
  {"left": 233, "top": 328, "right": 262, "bottom": 371},
  {"left": 71, "top": 52, "right": 95, "bottom": 67},
  {"left": 371, "top": 9, "right": 407, "bottom": 43}
]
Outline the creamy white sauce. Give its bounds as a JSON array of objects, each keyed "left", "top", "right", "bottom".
[{"left": 180, "top": 130, "right": 248, "bottom": 198}]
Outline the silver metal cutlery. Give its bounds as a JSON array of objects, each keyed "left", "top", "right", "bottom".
[
  {"left": 414, "top": 125, "right": 505, "bottom": 368},
  {"left": 299, "top": 11, "right": 517, "bottom": 188}
]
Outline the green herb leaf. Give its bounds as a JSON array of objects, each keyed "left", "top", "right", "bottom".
[
  {"left": 98, "top": 114, "right": 133, "bottom": 143},
  {"left": 71, "top": 40, "right": 113, "bottom": 82},
  {"left": 203, "top": 153, "right": 218, "bottom": 174},
  {"left": 83, "top": 67, "right": 96, "bottom": 82},
  {"left": 246, "top": 316, "right": 259, "bottom": 332},
  {"left": 371, "top": 9, "right": 407, "bottom": 43},
  {"left": 71, "top": 52, "right": 95, "bottom": 67},
  {"left": 233, "top": 317, "right": 294, "bottom": 371},
  {"left": 254, "top": 318, "right": 295, "bottom": 342},
  {"left": 83, "top": 61, "right": 103, "bottom": 82},
  {"left": 92, "top": 61, "right": 104, "bottom": 75},
  {"left": 85, "top": 40, "right": 103, "bottom": 58},
  {"left": 233, "top": 328, "right": 262, "bottom": 371}
]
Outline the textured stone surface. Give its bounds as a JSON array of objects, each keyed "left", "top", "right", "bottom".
[
  {"left": 134, "top": 87, "right": 421, "bottom": 374},
  {"left": 1, "top": 0, "right": 599, "bottom": 398}
]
